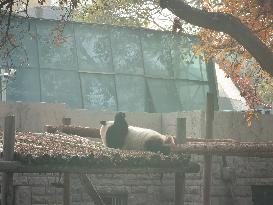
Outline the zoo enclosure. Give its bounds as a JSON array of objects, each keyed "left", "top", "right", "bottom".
[{"left": 2, "top": 95, "right": 273, "bottom": 205}]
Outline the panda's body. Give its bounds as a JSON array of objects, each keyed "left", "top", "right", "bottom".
[
  {"left": 124, "top": 126, "right": 168, "bottom": 150},
  {"left": 100, "top": 112, "right": 174, "bottom": 154}
]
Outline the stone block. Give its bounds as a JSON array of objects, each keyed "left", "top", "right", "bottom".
[
  {"left": 186, "top": 179, "right": 203, "bottom": 186},
  {"left": 211, "top": 185, "right": 229, "bottom": 196},
  {"left": 31, "top": 186, "right": 46, "bottom": 195},
  {"left": 14, "top": 175, "right": 28, "bottom": 185},
  {"left": 28, "top": 176, "right": 49, "bottom": 185},
  {"left": 185, "top": 186, "right": 201, "bottom": 195},
  {"left": 159, "top": 186, "right": 174, "bottom": 201},
  {"left": 185, "top": 193, "right": 201, "bottom": 202},
  {"left": 131, "top": 185, "right": 148, "bottom": 193},
  {"left": 235, "top": 197, "right": 253, "bottom": 205},
  {"left": 14, "top": 186, "right": 31, "bottom": 205},
  {"left": 211, "top": 196, "right": 233, "bottom": 205}
]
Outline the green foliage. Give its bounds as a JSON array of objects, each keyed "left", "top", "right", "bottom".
[
  {"left": 257, "top": 77, "right": 273, "bottom": 105},
  {"left": 73, "top": 0, "right": 168, "bottom": 29}
]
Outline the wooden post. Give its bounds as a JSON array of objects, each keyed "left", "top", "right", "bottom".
[
  {"left": 79, "top": 174, "right": 105, "bottom": 205},
  {"left": 63, "top": 173, "right": 71, "bottom": 205},
  {"left": 176, "top": 118, "right": 186, "bottom": 144},
  {"left": 44, "top": 125, "right": 56, "bottom": 133},
  {"left": 1, "top": 115, "right": 15, "bottom": 205},
  {"left": 175, "top": 118, "right": 186, "bottom": 205},
  {"left": 175, "top": 172, "right": 185, "bottom": 205},
  {"left": 62, "top": 117, "right": 71, "bottom": 126},
  {"left": 62, "top": 118, "right": 72, "bottom": 205},
  {"left": 203, "top": 93, "right": 214, "bottom": 205}
]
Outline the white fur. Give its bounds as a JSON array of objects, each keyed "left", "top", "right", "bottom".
[
  {"left": 100, "top": 121, "right": 168, "bottom": 150},
  {"left": 123, "top": 126, "right": 167, "bottom": 150},
  {"left": 100, "top": 121, "right": 114, "bottom": 146}
]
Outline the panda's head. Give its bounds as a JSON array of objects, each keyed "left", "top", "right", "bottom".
[
  {"left": 100, "top": 112, "right": 127, "bottom": 133},
  {"left": 99, "top": 120, "right": 113, "bottom": 141},
  {"left": 100, "top": 112, "right": 128, "bottom": 149}
]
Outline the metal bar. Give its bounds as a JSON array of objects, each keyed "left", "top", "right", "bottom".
[
  {"left": 107, "top": 27, "right": 119, "bottom": 111},
  {"left": 72, "top": 23, "right": 85, "bottom": 109},
  {"left": 77, "top": 71, "right": 211, "bottom": 83}
]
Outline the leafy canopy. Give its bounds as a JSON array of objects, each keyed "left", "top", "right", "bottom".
[{"left": 195, "top": 0, "right": 273, "bottom": 108}]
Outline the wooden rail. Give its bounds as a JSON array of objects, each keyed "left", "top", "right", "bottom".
[
  {"left": 0, "top": 161, "right": 200, "bottom": 174},
  {"left": 79, "top": 174, "right": 105, "bottom": 205},
  {"left": 44, "top": 124, "right": 100, "bottom": 138},
  {"left": 171, "top": 143, "right": 273, "bottom": 157}
]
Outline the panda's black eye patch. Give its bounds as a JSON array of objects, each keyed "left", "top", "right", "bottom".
[{"left": 100, "top": 120, "right": 106, "bottom": 125}]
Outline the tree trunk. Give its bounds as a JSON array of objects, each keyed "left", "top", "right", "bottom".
[{"left": 160, "top": 0, "right": 273, "bottom": 76}]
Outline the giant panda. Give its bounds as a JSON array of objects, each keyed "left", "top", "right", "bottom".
[{"left": 100, "top": 112, "right": 175, "bottom": 154}]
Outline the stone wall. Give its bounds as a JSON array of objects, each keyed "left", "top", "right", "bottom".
[
  {"left": 12, "top": 173, "right": 176, "bottom": 205},
  {"left": 162, "top": 111, "right": 273, "bottom": 141},
  {"left": 162, "top": 111, "right": 273, "bottom": 205}
]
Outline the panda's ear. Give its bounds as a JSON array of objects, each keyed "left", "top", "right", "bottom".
[
  {"left": 115, "top": 112, "right": 126, "bottom": 120},
  {"left": 100, "top": 120, "right": 106, "bottom": 125},
  {"left": 121, "top": 112, "right": 126, "bottom": 118}
]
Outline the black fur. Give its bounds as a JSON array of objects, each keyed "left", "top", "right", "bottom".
[
  {"left": 105, "top": 112, "right": 128, "bottom": 149},
  {"left": 144, "top": 138, "right": 170, "bottom": 155}
]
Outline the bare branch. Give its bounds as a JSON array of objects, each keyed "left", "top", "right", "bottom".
[{"left": 0, "top": 0, "right": 13, "bottom": 10}]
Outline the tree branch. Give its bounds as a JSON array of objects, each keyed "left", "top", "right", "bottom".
[
  {"left": 160, "top": 0, "right": 273, "bottom": 76},
  {"left": 0, "top": 0, "right": 13, "bottom": 10}
]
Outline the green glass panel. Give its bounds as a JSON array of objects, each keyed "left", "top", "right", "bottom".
[
  {"left": 111, "top": 27, "right": 144, "bottom": 74},
  {"left": 0, "top": 17, "right": 38, "bottom": 69},
  {"left": 141, "top": 30, "right": 173, "bottom": 77},
  {"left": 40, "top": 70, "right": 82, "bottom": 108},
  {"left": 174, "top": 57, "right": 208, "bottom": 81},
  {"left": 75, "top": 24, "right": 113, "bottom": 73},
  {"left": 80, "top": 74, "right": 117, "bottom": 111},
  {"left": 115, "top": 75, "right": 145, "bottom": 112},
  {"left": 7, "top": 68, "right": 40, "bottom": 102},
  {"left": 3, "top": 16, "right": 216, "bottom": 112},
  {"left": 176, "top": 80, "right": 209, "bottom": 110},
  {"left": 171, "top": 35, "right": 208, "bottom": 81},
  {"left": 147, "top": 79, "right": 181, "bottom": 112},
  {"left": 36, "top": 20, "right": 77, "bottom": 70}
]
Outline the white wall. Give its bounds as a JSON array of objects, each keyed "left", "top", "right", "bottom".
[{"left": 0, "top": 102, "right": 161, "bottom": 133}]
